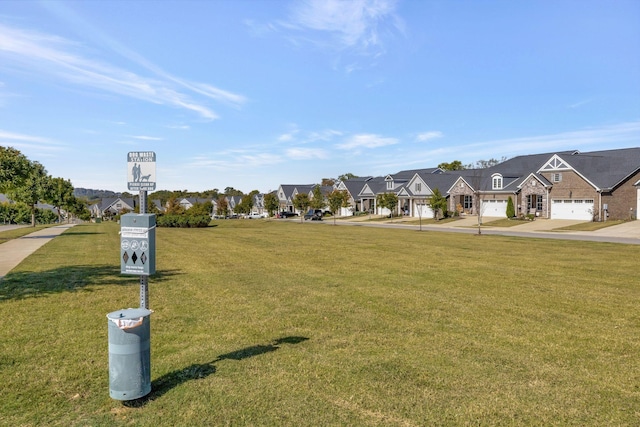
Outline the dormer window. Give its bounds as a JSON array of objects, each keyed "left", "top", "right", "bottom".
[
  {"left": 491, "top": 174, "right": 503, "bottom": 190},
  {"left": 386, "top": 181, "right": 393, "bottom": 190}
]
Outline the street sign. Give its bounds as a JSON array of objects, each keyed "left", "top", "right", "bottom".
[{"left": 127, "top": 151, "right": 156, "bottom": 191}]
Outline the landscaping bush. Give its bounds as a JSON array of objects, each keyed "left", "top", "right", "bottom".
[{"left": 157, "top": 213, "right": 211, "bottom": 228}]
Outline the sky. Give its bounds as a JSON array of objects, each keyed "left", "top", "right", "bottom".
[{"left": 0, "top": 0, "right": 639, "bottom": 194}]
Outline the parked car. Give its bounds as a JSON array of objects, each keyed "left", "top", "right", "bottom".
[
  {"left": 304, "top": 209, "right": 323, "bottom": 221},
  {"left": 279, "top": 211, "right": 298, "bottom": 218},
  {"left": 248, "top": 212, "right": 269, "bottom": 219}
]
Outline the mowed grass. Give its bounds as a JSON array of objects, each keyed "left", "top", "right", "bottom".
[{"left": 1, "top": 220, "right": 639, "bottom": 426}]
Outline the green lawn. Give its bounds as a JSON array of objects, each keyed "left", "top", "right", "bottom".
[{"left": 1, "top": 220, "right": 639, "bottom": 426}]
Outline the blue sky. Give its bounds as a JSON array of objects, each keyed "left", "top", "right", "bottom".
[{"left": 0, "top": 0, "right": 639, "bottom": 194}]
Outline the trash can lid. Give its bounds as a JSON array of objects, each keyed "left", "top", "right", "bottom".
[{"left": 107, "top": 308, "right": 153, "bottom": 320}]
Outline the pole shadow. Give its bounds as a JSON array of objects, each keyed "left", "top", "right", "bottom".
[{"left": 122, "top": 336, "right": 309, "bottom": 408}]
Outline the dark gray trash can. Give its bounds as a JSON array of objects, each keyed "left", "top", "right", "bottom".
[{"left": 107, "top": 308, "right": 152, "bottom": 400}]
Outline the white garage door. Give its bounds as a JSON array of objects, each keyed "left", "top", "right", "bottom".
[
  {"left": 551, "top": 199, "right": 594, "bottom": 220},
  {"left": 481, "top": 199, "right": 508, "bottom": 217},
  {"left": 414, "top": 204, "right": 434, "bottom": 218}
]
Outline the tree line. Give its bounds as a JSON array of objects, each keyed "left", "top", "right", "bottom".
[{"left": 0, "top": 146, "right": 90, "bottom": 226}]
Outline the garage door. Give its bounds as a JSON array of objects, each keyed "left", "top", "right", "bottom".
[
  {"left": 551, "top": 199, "right": 594, "bottom": 220},
  {"left": 414, "top": 204, "right": 434, "bottom": 218},
  {"left": 481, "top": 199, "right": 508, "bottom": 217}
]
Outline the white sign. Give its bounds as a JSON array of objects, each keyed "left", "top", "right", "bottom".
[{"left": 127, "top": 151, "right": 156, "bottom": 191}]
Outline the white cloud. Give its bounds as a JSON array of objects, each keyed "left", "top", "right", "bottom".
[
  {"left": 0, "top": 23, "right": 246, "bottom": 120},
  {"left": 286, "top": 147, "right": 329, "bottom": 159},
  {"left": 415, "top": 131, "right": 443, "bottom": 142},
  {"left": 130, "top": 135, "right": 163, "bottom": 141},
  {"left": 285, "top": 0, "right": 401, "bottom": 56},
  {"left": 337, "top": 133, "right": 398, "bottom": 150},
  {"left": 0, "top": 129, "right": 66, "bottom": 155}
]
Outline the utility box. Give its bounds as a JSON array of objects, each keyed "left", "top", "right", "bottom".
[
  {"left": 120, "top": 213, "right": 156, "bottom": 276},
  {"left": 107, "top": 308, "right": 152, "bottom": 400}
]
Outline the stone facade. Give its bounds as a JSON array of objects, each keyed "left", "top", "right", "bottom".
[{"left": 519, "top": 177, "right": 549, "bottom": 218}]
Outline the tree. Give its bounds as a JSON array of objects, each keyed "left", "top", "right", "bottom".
[
  {"left": 310, "top": 185, "right": 325, "bottom": 210},
  {"left": 338, "top": 173, "right": 358, "bottom": 181},
  {"left": 466, "top": 157, "right": 508, "bottom": 169},
  {"left": 376, "top": 192, "right": 398, "bottom": 217},
  {"left": 263, "top": 192, "right": 279, "bottom": 217},
  {"left": 235, "top": 194, "right": 254, "bottom": 215},
  {"left": 327, "top": 189, "right": 349, "bottom": 225},
  {"left": 6, "top": 161, "right": 51, "bottom": 226},
  {"left": 46, "top": 177, "right": 75, "bottom": 223},
  {"left": 321, "top": 178, "right": 335, "bottom": 186},
  {"left": 224, "top": 187, "right": 244, "bottom": 196},
  {"left": 438, "top": 160, "right": 465, "bottom": 171},
  {"left": 292, "top": 192, "right": 310, "bottom": 223},
  {"left": 506, "top": 196, "right": 515, "bottom": 218},
  {"left": 216, "top": 196, "right": 229, "bottom": 217},
  {"left": 165, "top": 197, "right": 185, "bottom": 215},
  {"left": 428, "top": 188, "right": 448, "bottom": 220},
  {"left": 0, "top": 146, "right": 31, "bottom": 192}
]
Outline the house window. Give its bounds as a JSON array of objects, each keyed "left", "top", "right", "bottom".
[
  {"left": 553, "top": 173, "right": 562, "bottom": 183},
  {"left": 415, "top": 183, "right": 421, "bottom": 192},
  {"left": 386, "top": 181, "right": 393, "bottom": 190},
  {"left": 537, "top": 197, "right": 543, "bottom": 211},
  {"left": 491, "top": 174, "right": 503, "bottom": 190},
  {"left": 463, "top": 195, "right": 473, "bottom": 210}
]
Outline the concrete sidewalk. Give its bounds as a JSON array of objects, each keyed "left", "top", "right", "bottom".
[{"left": 0, "top": 224, "right": 76, "bottom": 280}]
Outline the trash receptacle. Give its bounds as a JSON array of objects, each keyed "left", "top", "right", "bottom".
[{"left": 107, "top": 308, "right": 152, "bottom": 400}]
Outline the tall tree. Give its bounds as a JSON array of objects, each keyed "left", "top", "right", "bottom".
[
  {"left": 321, "top": 178, "right": 335, "bottom": 186},
  {"left": 292, "top": 192, "right": 310, "bottom": 223},
  {"left": 216, "top": 196, "right": 229, "bottom": 217},
  {"left": 309, "top": 185, "right": 325, "bottom": 210},
  {"left": 0, "top": 146, "right": 31, "bottom": 192},
  {"left": 47, "top": 177, "right": 75, "bottom": 223},
  {"left": 428, "top": 188, "right": 448, "bottom": 220},
  {"left": 327, "top": 189, "right": 349, "bottom": 225},
  {"left": 263, "top": 192, "right": 279, "bottom": 217},
  {"left": 338, "top": 173, "right": 358, "bottom": 181},
  {"left": 7, "top": 161, "right": 51, "bottom": 226},
  {"left": 235, "top": 194, "right": 254, "bottom": 215},
  {"left": 438, "top": 160, "right": 465, "bottom": 171},
  {"left": 376, "top": 192, "right": 398, "bottom": 217}
]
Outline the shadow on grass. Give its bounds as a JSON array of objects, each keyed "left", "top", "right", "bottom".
[
  {"left": 0, "top": 266, "right": 181, "bottom": 301},
  {"left": 123, "top": 336, "right": 309, "bottom": 408}
]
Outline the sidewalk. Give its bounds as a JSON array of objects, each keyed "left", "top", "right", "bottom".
[{"left": 0, "top": 224, "right": 76, "bottom": 280}]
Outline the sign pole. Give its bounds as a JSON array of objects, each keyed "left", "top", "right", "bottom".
[{"left": 139, "top": 189, "right": 148, "bottom": 309}]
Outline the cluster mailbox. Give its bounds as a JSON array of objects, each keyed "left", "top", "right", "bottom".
[{"left": 120, "top": 213, "right": 156, "bottom": 276}]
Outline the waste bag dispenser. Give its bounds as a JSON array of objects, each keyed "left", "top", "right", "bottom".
[
  {"left": 120, "top": 213, "right": 156, "bottom": 276},
  {"left": 107, "top": 308, "right": 152, "bottom": 400}
]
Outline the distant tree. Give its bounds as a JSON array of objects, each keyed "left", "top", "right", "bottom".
[
  {"left": 216, "top": 196, "right": 229, "bottom": 217},
  {"left": 69, "top": 197, "right": 91, "bottom": 221},
  {"left": 466, "top": 157, "right": 508, "bottom": 169},
  {"left": 327, "top": 189, "right": 349, "bottom": 225},
  {"left": 438, "top": 160, "right": 465, "bottom": 171},
  {"left": 506, "top": 196, "right": 515, "bottom": 218},
  {"left": 321, "top": 178, "right": 335, "bottom": 186},
  {"left": 338, "top": 173, "right": 358, "bottom": 181},
  {"left": 46, "top": 177, "right": 75, "bottom": 223},
  {"left": 292, "top": 192, "right": 310, "bottom": 223},
  {"left": 263, "top": 192, "right": 279, "bottom": 217},
  {"left": 224, "top": 187, "right": 244, "bottom": 196},
  {"left": 0, "top": 146, "right": 31, "bottom": 192},
  {"left": 165, "top": 197, "right": 185, "bottom": 215},
  {"left": 428, "top": 188, "right": 448, "bottom": 220},
  {"left": 310, "top": 185, "right": 325, "bottom": 210},
  {"left": 376, "top": 192, "right": 398, "bottom": 217},
  {"left": 6, "top": 161, "right": 51, "bottom": 226},
  {"left": 189, "top": 201, "right": 213, "bottom": 216},
  {"left": 235, "top": 194, "right": 254, "bottom": 215}
]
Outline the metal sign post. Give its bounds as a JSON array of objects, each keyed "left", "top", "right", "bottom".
[{"left": 126, "top": 151, "right": 156, "bottom": 309}]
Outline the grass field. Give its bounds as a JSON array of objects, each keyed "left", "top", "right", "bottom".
[{"left": 1, "top": 220, "right": 639, "bottom": 426}]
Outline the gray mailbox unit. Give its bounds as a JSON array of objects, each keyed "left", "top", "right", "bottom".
[{"left": 120, "top": 213, "right": 156, "bottom": 276}]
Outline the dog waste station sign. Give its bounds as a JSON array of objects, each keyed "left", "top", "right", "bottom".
[
  {"left": 107, "top": 151, "right": 157, "bottom": 401},
  {"left": 120, "top": 214, "right": 156, "bottom": 276},
  {"left": 127, "top": 151, "right": 156, "bottom": 191}
]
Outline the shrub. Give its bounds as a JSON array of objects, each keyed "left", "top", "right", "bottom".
[
  {"left": 506, "top": 196, "right": 515, "bottom": 218},
  {"left": 157, "top": 214, "right": 211, "bottom": 228}
]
